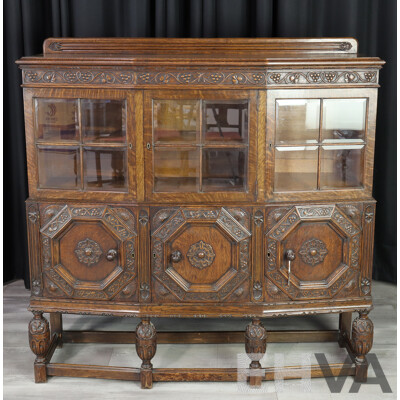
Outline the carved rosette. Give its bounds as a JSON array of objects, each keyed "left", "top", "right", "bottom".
[
  {"left": 245, "top": 319, "right": 267, "bottom": 369},
  {"left": 74, "top": 238, "right": 103, "bottom": 266},
  {"left": 351, "top": 313, "right": 373, "bottom": 362},
  {"left": 136, "top": 319, "right": 157, "bottom": 369},
  {"left": 299, "top": 238, "right": 328, "bottom": 266},
  {"left": 28, "top": 312, "right": 50, "bottom": 360},
  {"left": 186, "top": 240, "right": 216, "bottom": 269}
]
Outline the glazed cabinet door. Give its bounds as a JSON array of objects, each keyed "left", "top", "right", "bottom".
[
  {"left": 266, "top": 88, "right": 377, "bottom": 201},
  {"left": 264, "top": 204, "right": 367, "bottom": 301},
  {"left": 24, "top": 88, "right": 139, "bottom": 201},
  {"left": 151, "top": 207, "right": 251, "bottom": 302},
  {"left": 144, "top": 90, "right": 258, "bottom": 202},
  {"left": 37, "top": 204, "right": 138, "bottom": 301}
]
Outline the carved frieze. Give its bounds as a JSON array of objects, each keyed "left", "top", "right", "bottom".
[{"left": 22, "top": 68, "right": 379, "bottom": 87}]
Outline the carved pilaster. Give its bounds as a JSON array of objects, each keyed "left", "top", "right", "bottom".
[
  {"left": 28, "top": 312, "right": 50, "bottom": 383},
  {"left": 26, "top": 202, "right": 42, "bottom": 296},
  {"left": 245, "top": 319, "right": 267, "bottom": 386},
  {"left": 136, "top": 318, "right": 157, "bottom": 389},
  {"left": 252, "top": 209, "right": 264, "bottom": 302},
  {"left": 351, "top": 311, "right": 373, "bottom": 382},
  {"left": 138, "top": 208, "right": 151, "bottom": 303}
]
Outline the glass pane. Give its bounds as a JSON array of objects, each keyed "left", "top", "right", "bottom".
[
  {"left": 83, "top": 147, "right": 127, "bottom": 191},
  {"left": 322, "top": 99, "right": 366, "bottom": 143},
  {"left": 274, "top": 146, "right": 318, "bottom": 191},
  {"left": 82, "top": 100, "right": 126, "bottom": 143},
  {"left": 154, "top": 148, "right": 199, "bottom": 192},
  {"left": 204, "top": 100, "right": 248, "bottom": 143},
  {"left": 320, "top": 145, "right": 364, "bottom": 189},
  {"left": 276, "top": 99, "right": 320, "bottom": 144},
  {"left": 202, "top": 148, "right": 247, "bottom": 191},
  {"left": 38, "top": 146, "right": 80, "bottom": 189},
  {"left": 153, "top": 100, "right": 199, "bottom": 143},
  {"left": 35, "top": 99, "right": 78, "bottom": 141}
]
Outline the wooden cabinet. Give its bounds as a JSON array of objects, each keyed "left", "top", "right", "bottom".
[
  {"left": 19, "top": 38, "right": 383, "bottom": 387},
  {"left": 151, "top": 207, "right": 251, "bottom": 302},
  {"left": 38, "top": 204, "right": 138, "bottom": 301}
]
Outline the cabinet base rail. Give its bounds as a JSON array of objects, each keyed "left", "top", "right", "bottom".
[{"left": 29, "top": 311, "right": 372, "bottom": 388}]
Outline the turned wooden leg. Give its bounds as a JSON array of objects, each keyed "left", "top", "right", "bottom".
[
  {"left": 338, "top": 312, "right": 352, "bottom": 348},
  {"left": 351, "top": 310, "right": 373, "bottom": 382},
  {"left": 28, "top": 311, "right": 50, "bottom": 383},
  {"left": 136, "top": 318, "right": 157, "bottom": 389},
  {"left": 245, "top": 318, "right": 267, "bottom": 387},
  {"left": 50, "top": 312, "right": 63, "bottom": 348}
]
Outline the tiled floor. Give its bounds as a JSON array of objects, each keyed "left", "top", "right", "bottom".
[{"left": 3, "top": 280, "right": 397, "bottom": 399}]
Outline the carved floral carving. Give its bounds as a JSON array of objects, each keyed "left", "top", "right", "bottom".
[
  {"left": 22, "top": 68, "right": 379, "bottom": 86},
  {"left": 28, "top": 312, "right": 50, "bottom": 360},
  {"left": 74, "top": 238, "right": 103, "bottom": 266},
  {"left": 186, "top": 240, "right": 216, "bottom": 270},
  {"left": 299, "top": 238, "right": 328, "bottom": 266}
]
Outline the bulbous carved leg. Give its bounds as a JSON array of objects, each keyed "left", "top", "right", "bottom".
[
  {"left": 351, "top": 311, "right": 373, "bottom": 382},
  {"left": 29, "top": 312, "right": 50, "bottom": 383},
  {"left": 136, "top": 318, "right": 157, "bottom": 389},
  {"left": 245, "top": 319, "right": 267, "bottom": 387}
]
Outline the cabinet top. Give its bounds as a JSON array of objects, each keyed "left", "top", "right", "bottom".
[{"left": 17, "top": 37, "right": 384, "bottom": 68}]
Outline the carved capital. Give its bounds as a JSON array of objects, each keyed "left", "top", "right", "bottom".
[{"left": 28, "top": 312, "right": 50, "bottom": 360}]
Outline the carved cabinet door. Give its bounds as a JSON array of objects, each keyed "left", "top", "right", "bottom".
[
  {"left": 265, "top": 204, "right": 362, "bottom": 301},
  {"left": 39, "top": 204, "right": 138, "bottom": 301},
  {"left": 151, "top": 207, "right": 251, "bottom": 302}
]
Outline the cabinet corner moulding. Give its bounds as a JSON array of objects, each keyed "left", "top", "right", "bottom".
[{"left": 21, "top": 68, "right": 379, "bottom": 87}]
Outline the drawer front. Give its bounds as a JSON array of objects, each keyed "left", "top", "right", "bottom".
[
  {"left": 265, "top": 204, "right": 365, "bottom": 301},
  {"left": 151, "top": 207, "right": 251, "bottom": 302},
  {"left": 38, "top": 204, "right": 138, "bottom": 301}
]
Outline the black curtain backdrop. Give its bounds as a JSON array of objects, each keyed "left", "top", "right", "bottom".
[{"left": 4, "top": 0, "right": 396, "bottom": 287}]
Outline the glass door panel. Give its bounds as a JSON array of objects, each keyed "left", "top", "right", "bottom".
[
  {"left": 274, "top": 146, "right": 318, "bottom": 191},
  {"left": 37, "top": 146, "right": 80, "bottom": 189},
  {"left": 154, "top": 148, "right": 199, "bottom": 192},
  {"left": 204, "top": 100, "right": 248, "bottom": 144},
  {"left": 83, "top": 147, "right": 127, "bottom": 191},
  {"left": 271, "top": 92, "right": 368, "bottom": 194},
  {"left": 81, "top": 99, "right": 126, "bottom": 143},
  {"left": 151, "top": 96, "right": 250, "bottom": 194},
  {"left": 202, "top": 148, "right": 247, "bottom": 191},
  {"left": 320, "top": 145, "right": 364, "bottom": 188},
  {"left": 153, "top": 100, "right": 199, "bottom": 143},
  {"left": 322, "top": 99, "right": 366, "bottom": 143},
  {"left": 35, "top": 99, "right": 78, "bottom": 141},
  {"left": 276, "top": 99, "right": 320, "bottom": 144},
  {"left": 34, "top": 96, "right": 128, "bottom": 193}
]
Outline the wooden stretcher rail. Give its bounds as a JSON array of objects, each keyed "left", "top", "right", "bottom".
[
  {"left": 46, "top": 364, "right": 355, "bottom": 382},
  {"left": 62, "top": 329, "right": 339, "bottom": 344}
]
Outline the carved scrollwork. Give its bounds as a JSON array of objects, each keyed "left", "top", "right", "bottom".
[
  {"left": 299, "top": 238, "right": 328, "bottom": 266},
  {"left": 253, "top": 210, "right": 264, "bottom": 227},
  {"left": 361, "top": 277, "right": 371, "bottom": 295},
  {"left": 74, "top": 238, "right": 103, "bottom": 266},
  {"left": 252, "top": 281, "right": 263, "bottom": 301},
  {"left": 32, "top": 280, "right": 41, "bottom": 296},
  {"left": 186, "top": 240, "right": 216, "bottom": 270},
  {"left": 140, "top": 282, "right": 150, "bottom": 301}
]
